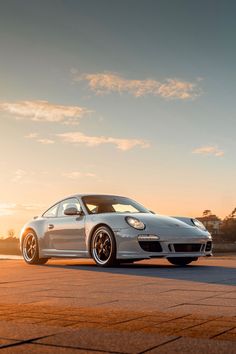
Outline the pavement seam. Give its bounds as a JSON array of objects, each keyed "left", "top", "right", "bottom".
[
  {"left": 167, "top": 302, "right": 191, "bottom": 309},
  {"left": 138, "top": 336, "right": 181, "bottom": 354},
  {"left": 174, "top": 319, "right": 220, "bottom": 332},
  {"left": 158, "top": 288, "right": 226, "bottom": 294},
  {"left": 31, "top": 341, "right": 128, "bottom": 354},
  {"left": 154, "top": 314, "right": 190, "bottom": 322},
  {"left": 106, "top": 314, "right": 191, "bottom": 330},
  {"left": 150, "top": 317, "right": 225, "bottom": 337},
  {"left": 107, "top": 315, "right": 151, "bottom": 326},
  {"left": 140, "top": 314, "right": 192, "bottom": 328},
  {"left": 38, "top": 295, "right": 86, "bottom": 299},
  {"left": 94, "top": 300, "right": 119, "bottom": 306},
  {"left": 168, "top": 302, "right": 236, "bottom": 308},
  {"left": 186, "top": 294, "right": 231, "bottom": 302},
  {"left": 0, "top": 334, "right": 56, "bottom": 350},
  {"left": 210, "top": 325, "right": 236, "bottom": 339}
]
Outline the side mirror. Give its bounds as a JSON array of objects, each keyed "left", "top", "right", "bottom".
[{"left": 64, "top": 207, "right": 82, "bottom": 216}]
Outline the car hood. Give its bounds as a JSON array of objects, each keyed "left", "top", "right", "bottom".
[
  {"left": 88, "top": 212, "right": 210, "bottom": 238},
  {"left": 123, "top": 213, "right": 209, "bottom": 238},
  {"left": 136, "top": 213, "right": 192, "bottom": 229}
]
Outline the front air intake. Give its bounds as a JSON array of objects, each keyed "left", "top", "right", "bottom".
[
  {"left": 173, "top": 243, "right": 202, "bottom": 252},
  {"left": 205, "top": 241, "right": 212, "bottom": 252},
  {"left": 139, "top": 241, "right": 162, "bottom": 252}
]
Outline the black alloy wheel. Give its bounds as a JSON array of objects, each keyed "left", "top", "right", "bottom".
[
  {"left": 91, "top": 226, "right": 116, "bottom": 267},
  {"left": 22, "top": 230, "right": 48, "bottom": 265}
]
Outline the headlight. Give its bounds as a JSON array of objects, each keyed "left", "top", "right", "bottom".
[
  {"left": 192, "top": 219, "right": 206, "bottom": 231},
  {"left": 125, "top": 216, "right": 145, "bottom": 230}
]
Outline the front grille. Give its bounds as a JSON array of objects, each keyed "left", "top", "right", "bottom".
[
  {"left": 205, "top": 241, "right": 212, "bottom": 251},
  {"left": 139, "top": 241, "right": 162, "bottom": 252},
  {"left": 173, "top": 243, "right": 202, "bottom": 252}
]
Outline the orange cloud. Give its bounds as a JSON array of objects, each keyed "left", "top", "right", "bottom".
[
  {"left": 25, "top": 133, "right": 54, "bottom": 144},
  {"left": 11, "top": 169, "right": 27, "bottom": 183},
  {"left": 57, "top": 132, "right": 150, "bottom": 151},
  {"left": 62, "top": 171, "right": 96, "bottom": 179},
  {"left": 37, "top": 139, "right": 55, "bottom": 145},
  {"left": 0, "top": 100, "right": 89, "bottom": 124},
  {"left": 73, "top": 71, "right": 201, "bottom": 99},
  {"left": 0, "top": 203, "right": 16, "bottom": 216},
  {"left": 192, "top": 145, "right": 224, "bottom": 157},
  {"left": 0, "top": 202, "right": 46, "bottom": 217}
]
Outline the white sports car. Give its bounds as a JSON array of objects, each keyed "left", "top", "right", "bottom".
[{"left": 20, "top": 194, "right": 212, "bottom": 267}]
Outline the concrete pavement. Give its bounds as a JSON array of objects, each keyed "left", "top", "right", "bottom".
[{"left": 0, "top": 256, "right": 236, "bottom": 353}]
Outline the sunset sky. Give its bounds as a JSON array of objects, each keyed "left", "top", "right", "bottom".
[{"left": 0, "top": 0, "right": 236, "bottom": 237}]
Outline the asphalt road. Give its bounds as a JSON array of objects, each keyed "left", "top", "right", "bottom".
[{"left": 0, "top": 255, "right": 236, "bottom": 353}]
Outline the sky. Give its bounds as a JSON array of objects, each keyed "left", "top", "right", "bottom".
[{"left": 0, "top": 0, "right": 236, "bottom": 237}]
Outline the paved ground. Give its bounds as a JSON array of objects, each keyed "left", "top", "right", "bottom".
[{"left": 0, "top": 255, "right": 236, "bottom": 353}]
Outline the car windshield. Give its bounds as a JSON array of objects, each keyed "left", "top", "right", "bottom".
[{"left": 82, "top": 195, "right": 150, "bottom": 214}]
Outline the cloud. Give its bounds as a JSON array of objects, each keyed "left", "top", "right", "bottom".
[
  {"left": 0, "top": 203, "right": 16, "bottom": 217},
  {"left": 62, "top": 171, "right": 96, "bottom": 179},
  {"left": 73, "top": 71, "right": 201, "bottom": 100},
  {"left": 0, "top": 202, "right": 45, "bottom": 217},
  {"left": 25, "top": 133, "right": 55, "bottom": 144},
  {"left": 192, "top": 145, "right": 224, "bottom": 157},
  {"left": 19, "top": 203, "right": 46, "bottom": 211},
  {"left": 11, "top": 169, "right": 37, "bottom": 184},
  {"left": 37, "top": 139, "right": 55, "bottom": 145},
  {"left": 0, "top": 100, "right": 89, "bottom": 124},
  {"left": 57, "top": 132, "right": 150, "bottom": 151},
  {"left": 11, "top": 169, "right": 27, "bottom": 182},
  {"left": 25, "top": 133, "right": 38, "bottom": 139}
]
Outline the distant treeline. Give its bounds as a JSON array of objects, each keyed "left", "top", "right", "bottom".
[
  {"left": 0, "top": 237, "right": 21, "bottom": 255},
  {"left": 200, "top": 209, "right": 236, "bottom": 243}
]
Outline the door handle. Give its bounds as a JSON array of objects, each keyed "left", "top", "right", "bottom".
[{"left": 48, "top": 224, "right": 54, "bottom": 230}]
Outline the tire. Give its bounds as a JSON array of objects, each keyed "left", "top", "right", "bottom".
[
  {"left": 22, "top": 230, "right": 48, "bottom": 265},
  {"left": 91, "top": 226, "right": 116, "bottom": 267},
  {"left": 167, "top": 257, "right": 198, "bottom": 266}
]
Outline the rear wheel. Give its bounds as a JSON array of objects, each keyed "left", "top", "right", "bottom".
[
  {"left": 91, "top": 226, "right": 116, "bottom": 267},
  {"left": 22, "top": 230, "right": 48, "bottom": 265},
  {"left": 167, "top": 257, "right": 198, "bottom": 266}
]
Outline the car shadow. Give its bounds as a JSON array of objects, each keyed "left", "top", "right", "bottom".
[{"left": 44, "top": 259, "right": 236, "bottom": 286}]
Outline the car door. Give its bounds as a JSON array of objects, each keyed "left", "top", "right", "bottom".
[{"left": 45, "top": 198, "right": 87, "bottom": 256}]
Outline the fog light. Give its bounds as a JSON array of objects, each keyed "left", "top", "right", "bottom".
[{"left": 138, "top": 235, "right": 160, "bottom": 241}]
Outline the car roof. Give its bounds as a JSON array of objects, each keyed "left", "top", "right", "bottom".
[
  {"left": 69, "top": 193, "right": 128, "bottom": 199},
  {"left": 42, "top": 194, "right": 132, "bottom": 216}
]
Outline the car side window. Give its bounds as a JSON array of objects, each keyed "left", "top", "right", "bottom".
[
  {"left": 57, "top": 198, "right": 81, "bottom": 217},
  {"left": 43, "top": 203, "right": 59, "bottom": 218}
]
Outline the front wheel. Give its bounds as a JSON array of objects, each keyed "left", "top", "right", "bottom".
[
  {"left": 22, "top": 230, "right": 48, "bottom": 265},
  {"left": 91, "top": 226, "right": 116, "bottom": 267},
  {"left": 167, "top": 257, "right": 198, "bottom": 266}
]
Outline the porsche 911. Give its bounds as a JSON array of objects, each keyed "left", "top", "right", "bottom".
[{"left": 20, "top": 194, "right": 212, "bottom": 267}]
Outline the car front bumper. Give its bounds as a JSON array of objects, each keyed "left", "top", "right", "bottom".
[{"left": 114, "top": 228, "right": 213, "bottom": 259}]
